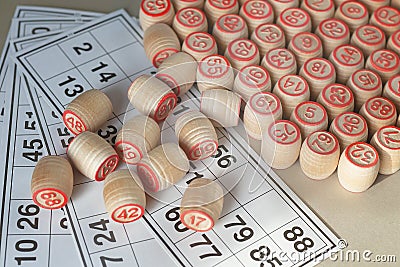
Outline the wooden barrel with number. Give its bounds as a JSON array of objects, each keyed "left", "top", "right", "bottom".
[
  {"left": 329, "top": 44, "right": 364, "bottom": 84},
  {"left": 315, "top": 18, "right": 350, "bottom": 58},
  {"left": 276, "top": 8, "right": 312, "bottom": 45},
  {"left": 301, "top": 0, "right": 335, "bottom": 31},
  {"left": 137, "top": 143, "right": 189, "bottom": 192},
  {"left": 172, "top": 7, "right": 208, "bottom": 42},
  {"left": 300, "top": 131, "right": 340, "bottom": 180},
  {"left": 351, "top": 25, "right": 386, "bottom": 57},
  {"left": 329, "top": 112, "right": 368, "bottom": 152},
  {"left": 128, "top": 74, "right": 177, "bottom": 122},
  {"left": 370, "top": 6, "right": 400, "bottom": 37},
  {"left": 196, "top": 55, "right": 234, "bottom": 93},
  {"left": 261, "top": 120, "right": 302, "bottom": 169},
  {"left": 31, "top": 156, "right": 73, "bottom": 210},
  {"left": 103, "top": 169, "right": 146, "bottom": 223},
  {"left": 334, "top": 1, "right": 368, "bottom": 33},
  {"left": 337, "top": 142, "right": 380, "bottom": 193},
  {"left": 115, "top": 115, "right": 160, "bottom": 165},
  {"left": 224, "top": 39, "right": 260, "bottom": 72},
  {"left": 370, "top": 126, "right": 400, "bottom": 175},
  {"left": 212, "top": 14, "right": 248, "bottom": 54},
  {"left": 233, "top": 65, "right": 271, "bottom": 102},
  {"left": 261, "top": 48, "right": 297, "bottom": 85},
  {"left": 63, "top": 89, "right": 113, "bottom": 136},
  {"left": 175, "top": 110, "right": 218, "bottom": 161},
  {"left": 139, "top": 0, "right": 175, "bottom": 31},
  {"left": 365, "top": 49, "right": 400, "bottom": 83},
  {"left": 251, "top": 24, "right": 285, "bottom": 58},
  {"left": 180, "top": 178, "right": 224, "bottom": 232},
  {"left": 182, "top": 32, "right": 218, "bottom": 62},
  {"left": 67, "top": 131, "right": 119, "bottom": 181},
  {"left": 239, "top": 0, "right": 274, "bottom": 34}
]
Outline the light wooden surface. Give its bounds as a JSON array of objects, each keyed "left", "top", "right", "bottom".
[
  {"left": 1, "top": 1, "right": 399, "bottom": 265},
  {"left": 181, "top": 32, "right": 218, "bottom": 61}
]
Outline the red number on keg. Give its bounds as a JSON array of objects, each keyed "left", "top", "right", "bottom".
[
  {"left": 259, "top": 26, "right": 280, "bottom": 42},
  {"left": 223, "top": 16, "right": 240, "bottom": 31},
  {"left": 324, "top": 21, "right": 343, "bottom": 36},
  {"left": 246, "top": 68, "right": 264, "bottom": 83},
  {"left": 311, "top": 0, "right": 324, "bottom": 7},
  {"left": 346, "top": 5, "right": 361, "bottom": 14},
  {"left": 340, "top": 47, "right": 359, "bottom": 64},
  {"left": 376, "top": 52, "right": 395, "bottom": 68},
  {"left": 250, "top": 1, "right": 267, "bottom": 16},
  {"left": 192, "top": 34, "right": 209, "bottom": 49},
  {"left": 181, "top": 10, "right": 201, "bottom": 24},
  {"left": 378, "top": 9, "right": 398, "bottom": 23},
  {"left": 122, "top": 146, "right": 138, "bottom": 160},
  {"left": 382, "top": 129, "right": 400, "bottom": 146},
  {"left": 189, "top": 215, "right": 207, "bottom": 227},
  {"left": 273, "top": 123, "right": 296, "bottom": 142},
  {"left": 65, "top": 116, "right": 84, "bottom": 133},
  {"left": 311, "top": 133, "right": 332, "bottom": 151},
  {"left": 362, "top": 28, "right": 379, "bottom": 41},
  {"left": 329, "top": 86, "right": 346, "bottom": 103},
  {"left": 370, "top": 99, "right": 392, "bottom": 116},
  {"left": 302, "top": 37, "right": 312, "bottom": 48},
  {"left": 358, "top": 73, "right": 375, "bottom": 86},
  {"left": 270, "top": 51, "right": 292, "bottom": 67},
  {"left": 304, "top": 106, "right": 316, "bottom": 119},
  {"left": 285, "top": 10, "right": 305, "bottom": 24},
  {"left": 255, "top": 95, "right": 274, "bottom": 111},
  {"left": 350, "top": 144, "right": 374, "bottom": 164},
  {"left": 207, "top": 57, "right": 223, "bottom": 75},
  {"left": 146, "top": 0, "right": 166, "bottom": 11},
  {"left": 100, "top": 157, "right": 118, "bottom": 178},
  {"left": 155, "top": 51, "right": 170, "bottom": 66},
  {"left": 235, "top": 41, "right": 253, "bottom": 56},
  {"left": 343, "top": 115, "right": 360, "bottom": 133},
  {"left": 311, "top": 62, "right": 327, "bottom": 74},
  {"left": 117, "top": 207, "right": 140, "bottom": 220},
  {"left": 284, "top": 78, "right": 302, "bottom": 91},
  {"left": 40, "top": 192, "right": 61, "bottom": 207}
]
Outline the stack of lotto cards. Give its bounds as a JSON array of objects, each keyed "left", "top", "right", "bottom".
[{"left": 0, "top": 6, "right": 342, "bottom": 267}]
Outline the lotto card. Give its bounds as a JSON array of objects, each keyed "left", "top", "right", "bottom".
[
  {"left": 15, "top": 9, "right": 342, "bottom": 267},
  {"left": 0, "top": 5, "right": 100, "bottom": 267}
]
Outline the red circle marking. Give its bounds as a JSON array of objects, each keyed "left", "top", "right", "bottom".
[
  {"left": 95, "top": 155, "right": 119, "bottom": 181},
  {"left": 339, "top": 1, "right": 368, "bottom": 20},
  {"left": 268, "top": 120, "right": 300, "bottom": 145},
  {"left": 111, "top": 203, "right": 145, "bottom": 223},
  {"left": 389, "top": 30, "right": 400, "bottom": 48},
  {"left": 185, "top": 32, "right": 216, "bottom": 53},
  {"left": 115, "top": 140, "right": 143, "bottom": 165},
  {"left": 333, "top": 112, "right": 367, "bottom": 137},
  {"left": 243, "top": 0, "right": 273, "bottom": 20},
  {"left": 387, "top": 75, "right": 400, "bottom": 96},
  {"left": 250, "top": 92, "right": 281, "bottom": 115},
  {"left": 345, "top": 142, "right": 379, "bottom": 168},
  {"left": 63, "top": 110, "right": 87, "bottom": 136},
  {"left": 156, "top": 73, "right": 181, "bottom": 96},
  {"left": 277, "top": 74, "right": 308, "bottom": 96},
  {"left": 374, "top": 6, "right": 400, "bottom": 27},
  {"left": 350, "top": 69, "right": 382, "bottom": 92},
  {"left": 293, "top": 101, "right": 327, "bottom": 126},
  {"left": 279, "top": 8, "right": 310, "bottom": 28},
  {"left": 303, "top": 58, "right": 335, "bottom": 80},
  {"left": 227, "top": 39, "right": 259, "bottom": 62},
  {"left": 141, "top": 0, "right": 171, "bottom": 17},
  {"left": 32, "top": 188, "right": 67, "bottom": 210},
  {"left": 306, "top": 131, "right": 339, "bottom": 155},
  {"left": 255, "top": 24, "right": 284, "bottom": 44},
  {"left": 238, "top": 65, "right": 269, "bottom": 89},
  {"left": 321, "top": 84, "right": 354, "bottom": 108},
  {"left": 303, "top": 0, "right": 333, "bottom": 12},
  {"left": 364, "top": 97, "right": 396, "bottom": 120},
  {"left": 176, "top": 7, "right": 206, "bottom": 28},
  {"left": 376, "top": 126, "right": 400, "bottom": 150},
  {"left": 137, "top": 162, "right": 160, "bottom": 192},
  {"left": 318, "top": 18, "right": 349, "bottom": 40},
  {"left": 370, "top": 49, "right": 400, "bottom": 72},
  {"left": 153, "top": 48, "right": 179, "bottom": 68},
  {"left": 188, "top": 140, "right": 218, "bottom": 160},
  {"left": 354, "top": 25, "right": 385, "bottom": 46},
  {"left": 154, "top": 92, "right": 177, "bottom": 122},
  {"left": 291, "top": 32, "right": 322, "bottom": 54},
  {"left": 216, "top": 14, "right": 246, "bottom": 33},
  {"left": 198, "top": 55, "right": 230, "bottom": 79},
  {"left": 265, "top": 48, "right": 296, "bottom": 70},
  {"left": 332, "top": 44, "right": 363, "bottom": 66},
  {"left": 208, "top": 0, "right": 237, "bottom": 9},
  {"left": 180, "top": 209, "right": 214, "bottom": 232}
]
